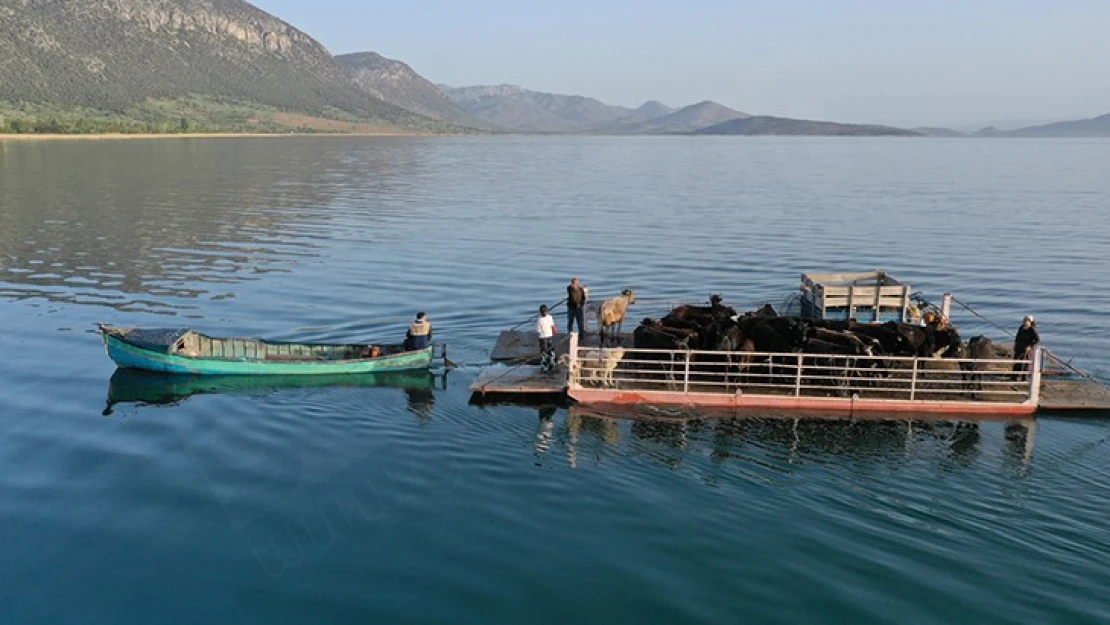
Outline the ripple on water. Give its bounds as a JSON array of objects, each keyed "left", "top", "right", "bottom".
[{"left": 2, "top": 137, "right": 1110, "bottom": 624}]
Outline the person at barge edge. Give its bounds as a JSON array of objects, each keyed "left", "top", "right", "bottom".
[
  {"left": 405, "top": 312, "right": 432, "bottom": 351},
  {"left": 537, "top": 305, "right": 558, "bottom": 373},
  {"left": 566, "top": 277, "right": 588, "bottom": 339},
  {"left": 1013, "top": 315, "right": 1039, "bottom": 372}
]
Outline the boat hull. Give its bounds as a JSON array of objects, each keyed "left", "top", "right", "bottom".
[
  {"left": 101, "top": 328, "right": 434, "bottom": 375},
  {"left": 567, "top": 387, "right": 1037, "bottom": 415}
]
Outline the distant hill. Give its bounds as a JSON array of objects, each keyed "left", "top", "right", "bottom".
[
  {"left": 635, "top": 100, "right": 674, "bottom": 118},
  {"left": 692, "top": 116, "right": 921, "bottom": 137},
  {"left": 336, "top": 52, "right": 495, "bottom": 130},
  {"left": 0, "top": 0, "right": 447, "bottom": 132},
  {"left": 600, "top": 101, "right": 748, "bottom": 134},
  {"left": 441, "top": 84, "right": 650, "bottom": 133},
  {"left": 913, "top": 127, "right": 967, "bottom": 137},
  {"left": 974, "top": 113, "right": 1110, "bottom": 137}
]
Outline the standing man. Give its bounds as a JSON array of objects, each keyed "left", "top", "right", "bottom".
[
  {"left": 536, "top": 304, "right": 557, "bottom": 372},
  {"left": 1012, "top": 315, "right": 1040, "bottom": 372},
  {"left": 566, "top": 277, "right": 587, "bottom": 340},
  {"left": 405, "top": 311, "right": 432, "bottom": 351}
]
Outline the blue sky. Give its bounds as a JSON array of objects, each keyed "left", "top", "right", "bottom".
[{"left": 251, "top": 0, "right": 1110, "bottom": 128}]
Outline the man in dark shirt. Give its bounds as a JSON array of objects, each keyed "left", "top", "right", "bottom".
[
  {"left": 405, "top": 312, "right": 432, "bottom": 351},
  {"left": 566, "top": 277, "right": 587, "bottom": 339},
  {"left": 1012, "top": 315, "right": 1039, "bottom": 372}
]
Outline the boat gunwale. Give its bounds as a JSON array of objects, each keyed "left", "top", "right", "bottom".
[
  {"left": 99, "top": 325, "right": 435, "bottom": 374},
  {"left": 100, "top": 325, "right": 428, "bottom": 360}
]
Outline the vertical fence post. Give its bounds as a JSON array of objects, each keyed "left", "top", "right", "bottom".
[
  {"left": 683, "top": 350, "right": 690, "bottom": 394},
  {"left": 567, "top": 332, "right": 579, "bottom": 389},
  {"left": 910, "top": 358, "right": 918, "bottom": 401},
  {"left": 794, "top": 353, "right": 803, "bottom": 397},
  {"left": 1028, "top": 346, "right": 1043, "bottom": 406}
]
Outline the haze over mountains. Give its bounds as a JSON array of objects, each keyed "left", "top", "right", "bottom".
[
  {"left": 970, "top": 114, "right": 1110, "bottom": 138},
  {"left": 436, "top": 85, "right": 762, "bottom": 134},
  {"left": 0, "top": 0, "right": 1105, "bottom": 136}
]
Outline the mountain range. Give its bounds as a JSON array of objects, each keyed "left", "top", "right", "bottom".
[
  {"left": 971, "top": 114, "right": 1110, "bottom": 137},
  {"left": 695, "top": 116, "right": 919, "bottom": 137},
  {"left": 336, "top": 52, "right": 494, "bottom": 131},
  {"left": 0, "top": 0, "right": 1105, "bottom": 137},
  {"left": 435, "top": 86, "right": 762, "bottom": 134}
]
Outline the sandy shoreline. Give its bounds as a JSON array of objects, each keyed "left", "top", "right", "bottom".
[{"left": 0, "top": 131, "right": 426, "bottom": 141}]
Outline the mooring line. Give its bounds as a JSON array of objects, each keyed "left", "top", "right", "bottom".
[
  {"left": 950, "top": 295, "right": 1109, "bottom": 388},
  {"left": 509, "top": 298, "right": 568, "bottom": 331},
  {"left": 950, "top": 295, "right": 1017, "bottom": 337}
]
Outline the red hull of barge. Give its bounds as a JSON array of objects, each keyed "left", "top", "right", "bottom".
[{"left": 568, "top": 388, "right": 1038, "bottom": 416}]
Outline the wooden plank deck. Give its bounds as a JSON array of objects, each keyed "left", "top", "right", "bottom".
[
  {"left": 470, "top": 364, "right": 568, "bottom": 395},
  {"left": 490, "top": 330, "right": 633, "bottom": 364},
  {"left": 1039, "top": 379, "right": 1110, "bottom": 412}
]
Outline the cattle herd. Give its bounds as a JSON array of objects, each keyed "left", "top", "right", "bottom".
[{"left": 632, "top": 295, "right": 965, "bottom": 359}]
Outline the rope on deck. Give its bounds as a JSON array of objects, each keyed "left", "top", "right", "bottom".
[
  {"left": 472, "top": 355, "right": 560, "bottom": 393},
  {"left": 1043, "top": 350, "right": 1110, "bottom": 388},
  {"left": 951, "top": 295, "right": 1110, "bottom": 389}
]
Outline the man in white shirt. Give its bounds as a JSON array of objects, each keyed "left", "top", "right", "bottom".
[{"left": 536, "top": 304, "right": 557, "bottom": 372}]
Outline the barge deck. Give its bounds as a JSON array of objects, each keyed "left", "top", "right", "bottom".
[
  {"left": 471, "top": 338, "right": 1110, "bottom": 416},
  {"left": 475, "top": 272, "right": 1110, "bottom": 417},
  {"left": 1038, "top": 377, "right": 1110, "bottom": 412}
]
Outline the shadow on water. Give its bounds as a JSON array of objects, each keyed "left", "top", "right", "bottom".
[
  {"left": 545, "top": 404, "right": 1038, "bottom": 474},
  {"left": 103, "top": 367, "right": 446, "bottom": 415}
]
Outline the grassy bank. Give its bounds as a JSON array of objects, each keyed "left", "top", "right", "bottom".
[
  {"left": 0, "top": 97, "right": 462, "bottom": 137},
  {"left": 0, "top": 131, "right": 422, "bottom": 141}
]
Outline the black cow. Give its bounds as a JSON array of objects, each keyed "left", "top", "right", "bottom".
[
  {"left": 961, "top": 335, "right": 994, "bottom": 397},
  {"left": 849, "top": 322, "right": 911, "bottom": 355}
]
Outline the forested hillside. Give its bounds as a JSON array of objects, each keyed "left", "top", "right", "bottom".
[{"left": 0, "top": 0, "right": 452, "bottom": 133}]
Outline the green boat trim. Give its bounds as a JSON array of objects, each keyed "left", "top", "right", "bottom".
[{"left": 99, "top": 325, "right": 436, "bottom": 375}]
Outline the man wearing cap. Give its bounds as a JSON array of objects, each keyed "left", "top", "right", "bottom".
[
  {"left": 536, "top": 304, "right": 558, "bottom": 372},
  {"left": 1012, "top": 315, "right": 1039, "bottom": 372}
]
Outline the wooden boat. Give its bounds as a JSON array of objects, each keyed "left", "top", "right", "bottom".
[{"left": 99, "top": 325, "right": 436, "bottom": 375}]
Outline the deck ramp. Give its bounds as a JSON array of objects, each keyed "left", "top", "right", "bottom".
[
  {"left": 1039, "top": 379, "right": 1110, "bottom": 412},
  {"left": 470, "top": 364, "right": 567, "bottom": 395}
]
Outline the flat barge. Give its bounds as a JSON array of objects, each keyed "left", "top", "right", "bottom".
[
  {"left": 473, "top": 336, "right": 1110, "bottom": 415},
  {"left": 472, "top": 271, "right": 1110, "bottom": 416}
]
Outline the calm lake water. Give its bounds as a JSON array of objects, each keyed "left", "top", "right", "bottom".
[{"left": 2, "top": 136, "right": 1109, "bottom": 624}]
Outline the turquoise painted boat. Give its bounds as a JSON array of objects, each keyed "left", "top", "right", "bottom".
[{"left": 99, "top": 325, "right": 435, "bottom": 375}]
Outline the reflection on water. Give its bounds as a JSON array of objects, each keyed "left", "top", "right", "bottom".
[
  {"left": 403, "top": 385, "right": 437, "bottom": 422},
  {"left": 0, "top": 138, "right": 436, "bottom": 314},
  {"left": 104, "top": 367, "right": 443, "bottom": 415},
  {"left": 546, "top": 406, "right": 1038, "bottom": 476}
]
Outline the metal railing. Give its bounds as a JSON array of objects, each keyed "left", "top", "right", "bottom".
[{"left": 566, "top": 334, "right": 1042, "bottom": 406}]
